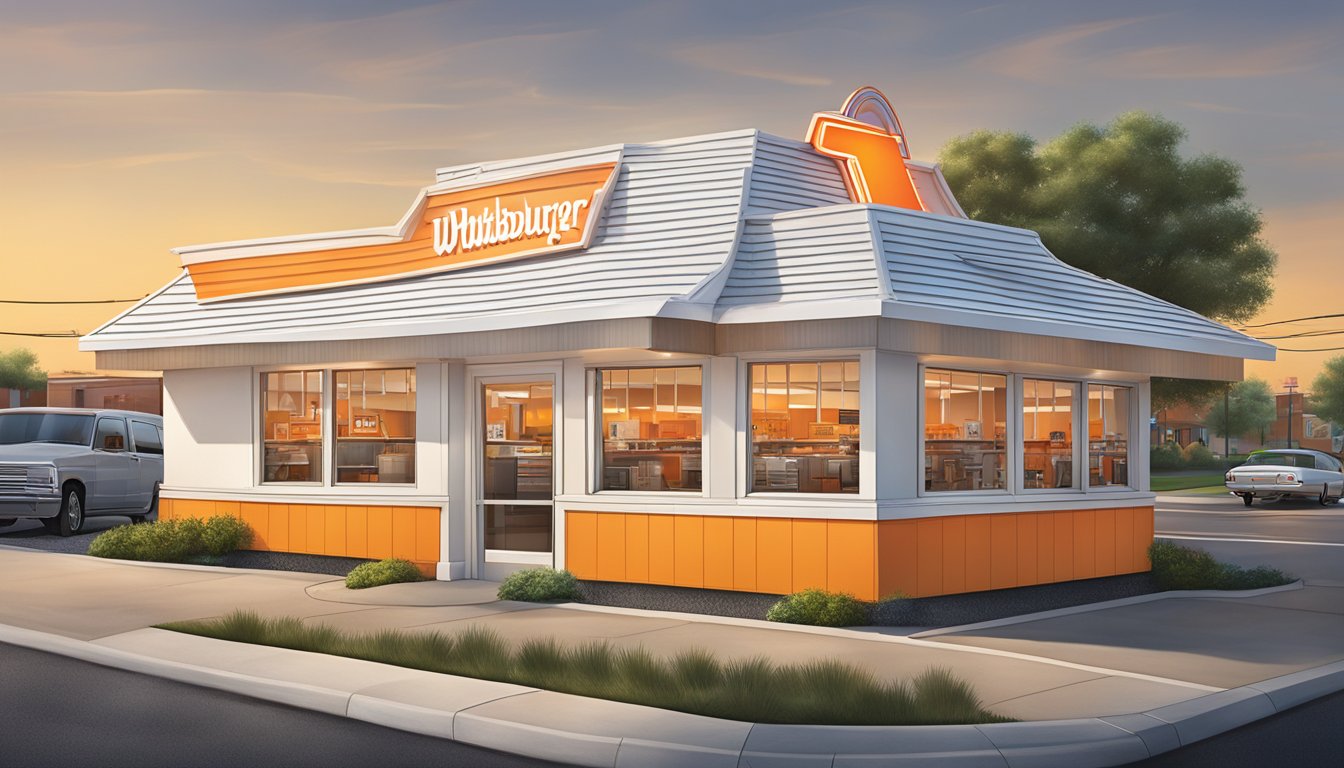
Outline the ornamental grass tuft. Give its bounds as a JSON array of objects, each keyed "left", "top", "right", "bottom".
[
  {"left": 345, "top": 558, "right": 425, "bottom": 590},
  {"left": 496, "top": 567, "right": 581, "bottom": 602},
  {"left": 766, "top": 588, "right": 868, "bottom": 627},
  {"left": 1148, "top": 540, "right": 1293, "bottom": 591},
  {"left": 160, "top": 610, "right": 1009, "bottom": 726}
]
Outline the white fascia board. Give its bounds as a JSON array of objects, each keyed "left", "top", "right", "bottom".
[
  {"left": 877, "top": 301, "right": 1277, "bottom": 361},
  {"left": 713, "top": 297, "right": 888, "bottom": 325},
  {"left": 78, "top": 298, "right": 677, "bottom": 352}
]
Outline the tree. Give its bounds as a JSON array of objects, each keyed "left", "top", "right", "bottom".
[
  {"left": 0, "top": 348, "right": 47, "bottom": 391},
  {"left": 1311, "top": 356, "right": 1344, "bottom": 427},
  {"left": 1203, "top": 378, "right": 1275, "bottom": 442},
  {"left": 939, "top": 113, "right": 1277, "bottom": 408}
]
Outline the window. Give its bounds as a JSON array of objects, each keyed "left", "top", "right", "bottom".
[
  {"left": 597, "top": 367, "right": 702, "bottom": 491},
  {"left": 94, "top": 418, "right": 128, "bottom": 452},
  {"left": 924, "top": 370, "right": 1007, "bottom": 492},
  {"left": 1088, "top": 385, "right": 1130, "bottom": 487},
  {"left": 261, "top": 370, "right": 323, "bottom": 483},
  {"left": 0, "top": 412, "right": 93, "bottom": 446},
  {"left": 1022, "top": 379, "right": 1077, "bottom": 490},
  {"left": 749, "top": 361, "right": 859, "bottom": 494},
  {"left": 131, "top": 422, "right": 163, "bottom": 455},
  {"left": 335, "top": 369, "right": 416, "bottom": 484}
]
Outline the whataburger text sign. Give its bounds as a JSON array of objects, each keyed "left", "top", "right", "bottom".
[{"left": 184, "top": 161, "right": 620, "bottom": 302}]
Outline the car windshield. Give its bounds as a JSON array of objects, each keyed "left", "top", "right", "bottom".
[
  {"left": 1243, "top": 452, "right": 1308, "bottom": 467},
  {"left": 0, "top": 413, "right": 95, "bottom": 446}
]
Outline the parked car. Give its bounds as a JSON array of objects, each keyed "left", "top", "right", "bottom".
[
  {"left": 0, "top": 408, "right": 164, "bottom": 536},
  {"left": 1225, "top": 449, "right": 1344, "bottom": 507}
]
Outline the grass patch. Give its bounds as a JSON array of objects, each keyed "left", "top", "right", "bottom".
[
  {"left": 160, "top": 610, "right": 1008, "bottom": 726},
  {"left": 346, "top": 558, "right": 424, "bottom": 590},
  {"left": 1149, "top": 540, "right": 1294, "bottom": 591},
  {"left": 88, "top": 516, "right": 252, "bottom": 563},
  {"left": 1150, "top": 472, "right": 1228, "bottom": 492},
  {"left": 497, "top": 567, "right": 581, "bottom": 602},
  {"left": 767, "top": 589, "right": 868, "bottom": 627}
]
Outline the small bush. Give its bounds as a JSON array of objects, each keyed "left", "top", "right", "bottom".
[
  {"left": 88, "top": 516, "right": 251, "bottom": 563},
  {"left": 162, "top": 610, "right": 1010, "bottom": 725},
  {"left": 1181, "top": 442, "right": 1221, "bottom": 469},
  {"left": 766, "top": 589, "right": 868, "bottom": 627},
  {"left": 1150, "top": 442, "right": 1186, "bottom": 471},
  {"left": 497, "top": 567, "right": 581, "bottom": 602},
  {"left": 1149, "top": 540, "right": 1293, "bottom": 591},
  {"left": 346, "top": 558, "right": 425, "bottom": 589}
]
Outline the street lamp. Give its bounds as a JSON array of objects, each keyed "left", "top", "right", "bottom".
[{"left": 1284, "top": 377, "right": 1298, "bottom": 449}]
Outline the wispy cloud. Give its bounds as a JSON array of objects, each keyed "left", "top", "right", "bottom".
[{"left": 969, "top": 16, "right": 1156, "bottom": 82}]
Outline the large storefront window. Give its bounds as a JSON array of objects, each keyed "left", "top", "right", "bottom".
[
  {"left": 749, "top": 361, "right": 860, "bottom": 494},
  {"left": 597, "top": 367, "right": 702, "bottom": 491},
  {"left": 335, "top": 369, "right": 416, "bottom": 484},
  {"left": 1089, "top": 384, "right": 1131, "bottom": 487},
  {"left": 1023, "top": 379, "right": 1078, "bottom": 490},
  {"left": 261, "top": 370, "right": 323, "bottom": 483},
  {"left": 924, "top": 370, "right": 1007, "bottom": 492}
]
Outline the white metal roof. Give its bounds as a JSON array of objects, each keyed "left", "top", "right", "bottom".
[{"left": 82, "top": 128, "right": 1273, "bottom": 363}]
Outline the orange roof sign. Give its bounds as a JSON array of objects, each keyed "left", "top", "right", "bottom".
[
  {"left": 806, "top": 87, "right": 927, "bottom": 212},
  {"left": 183, "top": 162, "right": 620, "bottom": 302}
]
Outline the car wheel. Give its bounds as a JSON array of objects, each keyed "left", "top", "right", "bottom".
[
  {"left": 0, "top": 517, "right": 16, "bottom": 528},
  {"left": 1321, "top": 487, "right": 1334, "bottom": 506},
  {"left": 57, "top": 486, "right": 84, "bottom": 537},
  {"left": 129, "top": 485, "right": 159, "bottom": 524},
  {"left": 1242, "top": 493, "right": 1254, "bottom": 507}
]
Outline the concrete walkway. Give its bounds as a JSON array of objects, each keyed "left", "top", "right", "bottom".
[{"left": 5, "top": 545, "right": 1342, "bottom": 724}]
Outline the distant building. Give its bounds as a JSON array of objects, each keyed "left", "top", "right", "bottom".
[
  {"left": 1151, "top": 403, "right": 1209, "bottom": 448},
  {"left": 45, "top": 374, "right": 163, "bottom": 415},
  {"left": 2, "top": 387, "right": 47, "bottom": 409}
]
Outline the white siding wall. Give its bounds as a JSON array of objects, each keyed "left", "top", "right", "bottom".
[{"left": 163, "top": 367, "right": 255, "bottom": 490}]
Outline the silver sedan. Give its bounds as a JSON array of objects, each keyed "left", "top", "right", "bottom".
[{"left": 1226, "top": 449, "right": 1344, "bottom": 507}]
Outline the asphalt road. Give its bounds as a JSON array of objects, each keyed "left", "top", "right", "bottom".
[
  {"left": 0, "top": 642, "right": 565, "bottom": 768},
  {"left": 1155, "top": 494, "right": 1344, "bottom": 583}
]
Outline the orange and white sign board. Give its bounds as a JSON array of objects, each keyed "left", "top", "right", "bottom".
[
  {"left": 806, "top": 87, "right": 927, "bottom": 212},
  {"left": 185, "top": 162, "right": 620, "bottom": 302}
]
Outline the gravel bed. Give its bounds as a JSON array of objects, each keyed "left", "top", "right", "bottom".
[{"left": 579, "top": 573, "right": 1160, "bottom": 628}]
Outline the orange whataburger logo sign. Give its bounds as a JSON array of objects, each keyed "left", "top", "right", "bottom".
[
  {"left": 183, "top": 162, "right": 620, "bottom": 302},
  {"left": 806, "top": 87, "right": 928, "bottom": 212}
]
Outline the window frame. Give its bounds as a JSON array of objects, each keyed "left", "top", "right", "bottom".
[
  {"left": 1084, "top": 383, "right": 1136, "bottom": 492},
  {"left": 130, "top": 420, "right": 164, "bottom": 456},
  {"left": 1017, "top": 376, "right": 1083, "bottom": 495},
  {"left": 917, "top": 366, "right": 1015, "bottom": 498},
  {"left": 591, "top": 364, "right": 707, "bottom": 496},
  {"left": 93, "top": 416, "right": 129, "bottom": 453},
  {"left": 332, "top": 366, "right": 418, "bottom": 488},
  {"left": 740, "top": 352, "right": 868, "bottom": 500}
]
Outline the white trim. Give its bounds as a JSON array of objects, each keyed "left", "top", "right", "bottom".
[
  {"left": 158, "top": 487, "right": 450, "bottom": 505},
  {"left": 484, "top": 549, "right": 554, "bottom": 565}
]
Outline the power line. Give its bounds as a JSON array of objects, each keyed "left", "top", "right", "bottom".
[
  {"left": 1275, "top": 345, "right": 1344, "bottom": 353},
  {"left": 0, "top": 331, "right": 82, "bottom": 338},
  {"left": 0, "top": 295, "right": 146, "bottom": 305},
  {"left": 1239, "top": 313, "right": 1344, "bottom": 330},
  {"left": 1253, "top": 329, "right": 1344, "bottom": 341}
]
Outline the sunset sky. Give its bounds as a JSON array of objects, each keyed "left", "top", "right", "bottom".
[{"left": 2, "top": 0, "right": 1340, "bottom": 391}]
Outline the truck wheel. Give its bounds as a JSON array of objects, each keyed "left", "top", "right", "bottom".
[
  {"left": 1242, "top": 493, "right": 1254, "bottom": 507},
  {"left": 57, "top": 486, "right": 85, "bottom": 537}
]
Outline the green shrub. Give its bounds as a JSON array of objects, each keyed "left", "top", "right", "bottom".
[
  {"left": 346, "top": 558, "right": 425, "bottom": 589},
  {"left": 162, "top": 610, "right": 1010, "bottom": 726},
  {"left": 1181, "top": 442, "right": 1221, "bottom": 469},
  {"left": 1149, "top": 540, "right": 1293, "bottom": 590},
  {"left": 766, "top": 588, "right": 868, "bottom": 627},
  {"left": 1150, "top": 442, "right": 1186, "bottom": 471},
  {"left": 88, "top": 516, "right": 251, "bottom": 563},
  {"left": 497, "top": 567, "right": 581, "bottom": 602}
]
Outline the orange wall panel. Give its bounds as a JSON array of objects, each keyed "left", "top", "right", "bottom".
[
  {"left": 595, "top": 513, "right": 627, "bottom": 582},
  {"left": 703, "top": 517, "right": 735, "bottom": 591},
  {"left": 1053, "top": 511, "right": 1074, "bottom": 582},
  {"left": 306, "top": 506, "right": 326, "bottom": 556},
  {"left": 964, "top": 516, "right": 992, "bottom": 592},
  {"left": 1137, "top": 507, "right": 1155, "bottom": 569},
  {"left": 989, "top": 515, "right": 1017, "bottom": 590},
  {"left": 566, "top": 511, "right": 598, "bottom": 580},
  {"left": 827, "top": 521, "right": 875, "bottom": 600},
  {"left": 391, "top": 507, "right": 416, "bottom": 561},
  {"left": 415, "top": 507, "right": 440, "bottom": 564},
  {"left": 915, "top": 519, "right": 943, "bottom": 597},
  {"left": 268, "top": 504, "right": 289, "bottom": 551},
  {"left": 673, "top": 515, "right": 704, "bottom": 588},
  {"left": 324, "top": 506, "right": 346, "bottom": 556},
  {"left": 288, "top": 505, "right": 308, "bottom": 554},
  {"left": 756, "top": 518, "right": 792, "bottom": 594},
  {"left": 1016, "top": 513, "right": 1038, "bottom": 587},
  {"left": 1035, "top": 513, "right": 1055, "bottom": 583},
  {"left": 941, "top": 516, "right": 967, "bottom": 596},
  {"left": 367, "top": 506, "right": 393, "bottom": 560},
  {"left": 240, "top": 503, "right": 268, "bottom": 550},
  {"left": 647, "top": 514, "right": 675, "bottom": 585},
  {"left": 1073, "top": 510, "right": 1096, "bottom": 577},
  {"left": 346, "top": 506, "right": 368, "bottom": 559},
  {"left": 625, "top": 514, "right": 649, "bottom": 583},
  {"left": 1095, "top": 508, "right": 1117, "bottom": 576},
  {"left": 732, "top": 517, "right": 757, "bottom": 592},
  {"left": 790, "top": 519, "right": 827, "bottom": 593}
]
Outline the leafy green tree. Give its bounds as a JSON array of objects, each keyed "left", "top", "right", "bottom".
[
  {"left": 940, "top": 113, "right": 1277, "bottom": 409},
  {"left": 1310, "top": 356, "right": 1344, "bottom": 427},
  {"left": 1203, "top": 378, "right": 1275, "bottom": 442},
  {"left": 0, "top": 348, "right": 47, "bottom": 391}
]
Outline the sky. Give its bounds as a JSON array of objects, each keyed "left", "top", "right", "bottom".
[{"left": 1, "top": 0, "right": 1341, "bottom": 391}]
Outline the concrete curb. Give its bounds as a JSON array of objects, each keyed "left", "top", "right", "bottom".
[{"left": 3, "top": 621, "right": 1342, "bottom": 767}]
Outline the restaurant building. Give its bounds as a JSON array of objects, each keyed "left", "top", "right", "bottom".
[{"left": 82, "top": 88, "right": 1274, "bottom": 599}]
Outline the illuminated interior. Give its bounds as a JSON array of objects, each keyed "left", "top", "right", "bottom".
[
  {"left": 261, "top": 370, "right": 324, "bottom": 483},
  {"left": 335, "top": 368, "right": 416, "bottom": 484},
  {"left": 749, "top": 361, "right": 860, "bottom": 494},
  {"left": 598, "top": 367, "right": 703, "bottom": 492},
  {"left": 1089, "top": 384, "right": 1131, "bottom": 487},
  {"left": 924, "top": 370, "right": 1008, "bottom": 492},
  {"left": 482, "top": 382, "right": 554, "bottom": 552},
  {"left": 1023, "top": 379, "right": 1077, "bottom": 490}
]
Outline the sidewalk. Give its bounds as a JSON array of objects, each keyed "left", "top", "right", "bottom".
[{"left": 3, "top": 544, "right": 1344, "bottom": 765}]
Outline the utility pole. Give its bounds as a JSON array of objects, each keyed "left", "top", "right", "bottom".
[
  {"left": 1284, "top": 377, "right": 1298, "bottom": 449},
  {"left": 1224, "top": 384, "right": 1231, "bottom": 459}
]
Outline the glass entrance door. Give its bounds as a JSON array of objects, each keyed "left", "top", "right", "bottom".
[{"left": 480, "top": 380, "right": 555, "bottom": 561}]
